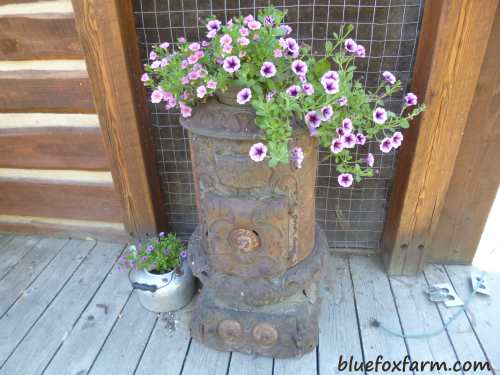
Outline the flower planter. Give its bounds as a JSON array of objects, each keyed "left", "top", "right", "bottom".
[
  {"left": 130, "top": 260, "right": 195, "bottom": 313},
  {"left": 181, "top": 97, "right": 327, "bottom": 358}
]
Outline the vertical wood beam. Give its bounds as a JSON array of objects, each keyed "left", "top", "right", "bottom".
[
  {"left": 383, "top": 0, "right": 499, "bottom": 275},
  {"left": 429, "top": 5, "right": 500, "bottom": 264},
  {"left": 72, "top": 0, "right": 167, "bottom": 237}
]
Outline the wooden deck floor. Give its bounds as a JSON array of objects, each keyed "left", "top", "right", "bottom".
[{"left": 0, "top": 233, "right": 498, "bottom": 374}]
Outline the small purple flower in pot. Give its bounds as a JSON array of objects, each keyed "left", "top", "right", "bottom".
[
  {"left": 321, "top": 105, "right": 333, "bottom": 121},
  {"left": 249, "top": 142, "right": 267, "bottom": 162},
  {"left": 236, "top": 88, "right": 252, "bottom": 105},
  {"left": 286, "top": 85, "right": 301, "bottom": 98},
  {"left": 149, "top": 50, "right": 157, "bottom": 61},
  {"left": 291, "top": 60, "right": 308, "bottom": 76},
  {"left": 303, "top": 83, "right": 314, "bottom": 96},
  {"left": 391, "top": 131, "right": 404, "bottom": 148},
  {"left": 264, "top": 15, "right": 274, "bottom": 27},
  {"left": 284, "top": 37, "right": 299, "bottom": 57},
  {"left": 379, "top": 137, "right": 393, "bottom": 153},
  {"left": 150, "top": 89, "right": 163, "bottom": 104},
  {"left": 178, "top": 36, "right": 187, "bottom": 43},
  {"left": 239, "top": 27, "right": 249, "bottom": 36},
  {"left": 159, "top": 232, "right": 165, "bottom": 238},
  {"left": 247, "top": 20, "right": 261, "bottom": 30},
  {"left": 207, "top": 80, "right": 217, "bottom": 90},
  {"left": 146, "top": 245, "right": 154, "bottom": 253},
  {"left": 243, "top": 14, "right": 254, "bottom": 25},
  {"left": 344, "top": 38, "right": 357, "bottom": 53},
  {"left": 141, "top": 73, "right": 149, "bottom": 82},
  {"left": 341, "top": 133, "right": 356, "bottom": 149},
  {"left": 366, "top": 153, "right": 375, "bottom": 167},
  {"left": 266, "top": 91, "right": 275, "bottom": 102},
  {"left": 322, "top": 78, "right": 339, "bottom": 94},
  {"left": 273, "top": 49, "right": 283, "bottom": 58},
  {"left": 373, "top": 107, "right": 388, "bottom": 124},
  {"left": 280, "top": 24, "right": 292, "bottom": 35},
  {"left": 260, "top": 61, "right": 277, "bottom": 78},
  {"left": 179, "top": 103, "right": 192, "bottom": 118},
  {"left": 180, "top": 250, "right": 188, "bottom": 260},
  {"left": 321, "top": 70, "right": 339, "bottom": 84},
  {"left": 355, "top": 132, "right": 367, "bottom": 145},
  {"left": 338, "top": 173, "right": 354, "bottom": 188},
  {"left": 383, "top": 71, "right": 396, "bottom": 85},
  {"left": 355, "top": 44, "right": 366, "bottom": 58},
  {"left": 238, "top": 37, "right": 250, "bottom": 46},
  {"left": 342, "top": 118, "right": 353, "bottom": 133},
  {"left": 220, "top": 34, "right": 232, "bottom": 45},
  {"left": 189, "top": 42, "right": 201, "bottom": 51},
  {"left": 291, "top": 147, "right": 304, "bottom": 169},
  {"left": 207, "top": 19, "right": 222, "bottom": 32},
  {"left": 336, "top": 127, "right": 346, "bottom": 137},
  {"left": 160, "top": 42, "right": 170, "bottom": 49},
  {"left": 305, "top": 111, "right": 322, "bottom": 129},
  {"left": 150, "top": 60, "right": 161, "bottom": 69},
  {"left": 337, "top": 96, "right": 348, "bottom": 106},
  {"left": 223, "top": 56, "right": 241, "bottom": 73},
  {"left": 330, "top": 138, "right": 344, "bottom": 154},
  {"left": 405, "top": 92, "right": 418, "bottom": 106},
  {"left": 196, "top": 85, "right": 207, "bottom": 99},
  {"left": 222, "top": 44, "right": 233, "bottom": 54}
]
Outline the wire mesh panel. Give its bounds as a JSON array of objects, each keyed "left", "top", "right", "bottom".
[{"left": 133, "top": 0, "right": 423, "bottom": 250}]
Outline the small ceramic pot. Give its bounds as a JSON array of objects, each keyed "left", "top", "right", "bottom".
[{"left": 130, "top": 261, "right": 195, "bottom": 312}]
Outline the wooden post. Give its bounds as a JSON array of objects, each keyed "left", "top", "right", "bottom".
[
  {"left": 429, "top": 4, "right": 500, "bottom": 264},
  {"left": 383, "top": 0, "right": 499, "bottom": 275},
  {"left": 72, "top": 0, "right": 167, "bottom": 237}
]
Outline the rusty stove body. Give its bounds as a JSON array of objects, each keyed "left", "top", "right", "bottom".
[{"left": 181, "top": 98, "right": 327, "bottom": 358}]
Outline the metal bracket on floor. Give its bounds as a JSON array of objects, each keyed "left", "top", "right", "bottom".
[
  {"left": 471, "top": 272, "right": 491, "bottom": 296},
  {"left": 425, "top": 283, "right": 464, "bottom": 307}
]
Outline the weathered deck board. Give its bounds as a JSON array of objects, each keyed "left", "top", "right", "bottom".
[
  {"left": 43, "top": 266, "right": 132, "bottom": 374},
  {"left": 181, "top": 340, "right": 231, "bottom": 375},
  {"left": 349, "top": 256, "right": 410, "bottom": 371},
  {"left": 0, "top": 237, "right": 68, "bottom": 316},
  {"left": 0, "top": 239, "right": 95, "bottom": 366},
  {"left": 0, "top": 241, "right": 123, "bottom": 375},
  {"left": 423, "top": 264, "right": 491, "bottom": 374},
  {"left": 318, "top": 255, "right": 364, "bottom": 374},
  {"left": 274, "top": 351, "right": 317, "bottom": 375},
  {"left": 445, "top": 265, "right": 500, "bottom": 372},
  {"left": 0, "top": 235, "right": 39, "bottom": 279},
  {"left": 389, "top": 271, "right": 458, "bottom": 373},
  {"left": 87, "top": 295, "right": 158, "bottom": 375},
  {"left": 227, "top": 353, "right": 273, "bottom": 375}
]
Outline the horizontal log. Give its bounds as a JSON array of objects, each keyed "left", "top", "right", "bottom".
[
  {"left": 0, "top": 169, "right": 122, "bottom": 222},
  {"left": 0, "top": 125, "right": 110, "bottom": 170},
  {"left": 0, "top": 69, "right": 94, "bottom": 113},
  {"left": 0, "top": 14, "right": 83, "bottom": 60},
  {"left": 0, "top": 214, "right": 128, "bottom": 242}
]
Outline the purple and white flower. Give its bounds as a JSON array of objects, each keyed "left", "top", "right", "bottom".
[
  {"left": 286, "top": 85, "right": 301, "bottom": 98},
  {"left": 338, "top": 173, "right": 354, "bottom": 188},
  {"left": 321, "top": 105, "right": 333, "bottom": 121},
  {"left": 178, "top": 36, "right": 186, "bottom": 43},
  {"left": 207, "top": 80, "right": 217, "bottom": 90},
  {"left": 391, "top": 131, "right": 403, "bottom": 148},
  {"left": 321, "top": 70, "right": 339, "bottom": 84},
  {"left": 322, "top": 78, "right": 339, "bottom": 94},
  {"left": 260, "top": 61, "right": 277, "bottom": 78},
  {"left": 355, "top": 44, "right": 366, "bottom": 58},
  {"left": 330, "top": 138, "right": 344, "bottom": 154},
  {"left": 291, "top": 60, "right": 308, "bottom": 76},
  {"left": 141, "top": 73, "right": 150, "bottom": 82},
  {"left": 337, "top": 96, "right": 348, "bottom": 106},
  {"left": 150, "top": 60, "right": 161, "bottom": 69},
  {"left": 342, "top": 118, "right": 353, "bottom": 133},
  {"left": 238, "top": 37, "right": 250, "bottom": 46},
  {"left": 150, "top": 89, "right": 163, "bottom": 103},
  {"left": 249, "top": 142, "right": 267, "bottom": 162},
  {"left": 180, "top": 250, "right": 188, "bottom": 260},
  {"left": 273, "top": 49, "right": 283, "bottom": 58},
  {"left": 222, "top": 44, "right": 233, "bottom": 54},
  {"left": 355, "top": 132, "right": 367, "bottom": 145},
  {"left": 236, "top": 88, "right": 252, "bottom": 105},
  {"left": 207, "top": 30, "right": 217, "bottom": 39},
  {"left": 181, "top": 76, "right": 189, "bottom": 85},
  {"left": 264, "top": 15, "right": 274, "bottom": 26},
  {"left": 383, "top": 71, "right": 396, "bottom": 85},
  {"left": 160, "top": 42, "right": 170, "bottom": 49},
  {"left": 247, "top": 20, "right": 261, "bottom": 30},
  {"left": 196, "top": 85, "right": 207, "bottom": 98},
  {"left": 344, "top": 38, "right": 357, "bottom": 53},
  {"left": 266, "top": 91, "right": 275, "bottom": 102},
  {"left": 243, "top": 15, "right": 254, "bottom": 25},
  {"left": 336, "top": 127, "right": 347, "bottom": 137},
  {"left": 179, "top": 102, "right": 192, "bottom": 118},
  {"left": 379, "top": 137, "right": 393, "bottom": 153},
  {"left": 341, "top": 133, "right": 356, "bottom": 148},
  {"left": 305, "top": 111, "right": 322, "bottom": 129},
  {"left": 284, "top": 37, "right": 299, "bottom": 57},
  {"left": 149, "top": 51, "right": 157, "bottom": 61},
  {"left": 220, "top": 34, "right": 232, "bottom": 45},
  {"left": 366, "top": 153, "right": 375, "bottom": 167},
  {"left": 303, "top": 83, "right": 314, "bottom": 96},
  {"left": 189, "top": 42, "right": 201, "bottom": 51},
  {"left": 239, "top": 27, "right": 249, "bottom": 37},
  {"left": 160, "top": 58, "right": 169, "bottom": 68},
  {"left": 223, "top": 56, "right": 241, "bottom": 73},
  {"left": 207, "top": 19, "right": 222, "bottom": 32},
  {"left": 188, "top": 70, "right": 201, "bottom": 81},
  {"left": 405, "top": 92, "right": 418, "bottom": 106},
  {"left": 280, "top": 24, "right": 292, "bottom": 35},
  {"left": 291, "top": 146, "right": 304, "bottom": 169},
  {"left": 373, "top": 107, "right": 388, "bottom": 124}
]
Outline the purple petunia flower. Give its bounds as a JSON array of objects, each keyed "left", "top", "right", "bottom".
[
  {"left": 220, "top": 34, "right": 232, "bottom": 45},
  {"left": 305, "top": 111, "right": 321, "bottom": 129},
  {"left": 280, "top": 24, "right": 292, "bottom": 34},
  {"left": 150, "top": 60, "right": 161, "bottom": 69},
  {"left": 178, "top": 36, "right": 187, "bottom": 43},
  {"left": 373, "top": 107, "right": 387, "bottom": 124},
  {"left": 189, "top": 42, "right": 201, "bottom": 51},
  {"left": 249, "top": 142, "right": 267, "bottom": 162},
  {"left": 243, "top": 14, "right": 254, "bottom": 25},
  {"left": 405, "top": 92, "right": 418, "bottom": 106},
  {"left": 264, "top": 15, "right": 274, "bottom": 26},
  {"left": 303, "top": 83, "right": 314, "bottom": 96},
  {"left": 291, "top": 146, "right": 304, "bottom": 169},
  {"left": 338, "top": 173, "right": 354, "bottom": 188},
  {"left": 149, "top": 51, "right": 157, "bottom": 61},
  {"left": 196, "top": 85, "right": 207, "bottom": 98},
  {"left": 330, "top": 138, "right": 344, "bottom": 154},
  {"left": 337, "top": 96, "right": 348, "bottom": 106},
  {"left": 260, "top": 61, "right": 277, "bottom": 78},
  {"left": 286, "top": 85, "right": 301, "bottom": 98},
  {"left": 160, "top": 58, "right": 169, "bottom": 68},
  {"left": 273, "top": 49, "right": 283, "bottom": 58},
  {"left": 188, "top": 70, "right": 201, "bottom": 81},
  {"left": 179, "top": 102, "right": 192, "bottom": 118},
  {"left": 336, "top": 127, "right": 346, "bottom": 137},
  {"left": 150, "top": 89, "right": 163, "bottom": 104},
  {"left": 341, "top": 133, "right": 356, "bottom": 148},
  {"left": 342, "top": 118, "right": 353, "bottom": 133},
  {"left": 355, "top": 132, "right": 367, "bottom": 145},
  {"left": 223, "top": 56, "right": 241, "bottom": 73},
  {"left": 160, "top": 42, "right": 170, "bottom": 49},
  {"left": 322, "top": 78, "right": 339, "bottom": 94},
  {"left": 159, "top": 232, "right": 165, "bottom": 238},
  {"left": 321, "top": 105, "right": 333, "bottom": 121},
  {"left": 141, "top": 73, "right": 149, "bottom": 82},
  {"left": 207, "top": 19, "right": 222, "bottom": 32},
  {"left": 222, "top": 44, "right": 233, "bottom": 54},
  {"left": 207, "top": 80, "right": 217, "bottom": 90},
  {"left": 266, "top": 91, "right": 275, "bottom": 102},
  {"left": 248, "top": 20, "right": 261, "bottom": 30},
  {"left": 321, "top": 70, "right": 339, "bottom": 84},
  {"left": 180, "top": 250, "right": 188, "bottom": 260},
  {"left": 207, "top": 30, "right": 217, "bottom": 39},
  {"left": 345, "top": 38, "right": 357, "bottom": 53},
  {"left": 366, "top": 153, "right": 375, "bottom": 167},
  {"left": 238, "top": 37, "right": 250, "bottom": 46},
  {"left": 355, "top": 44, "right": 366, "bottom": 58},
  {"left": 391, "top": 131, "right": 404, "bottom": 148},
  {"left": 146, "top": 245, "right": 154, "bottom": 253},
  {"left": 379, "top": 137, "right": 393, "bottom": 153},
  {"left": 236, "top": 88, "right": 252, "bottom": 105},
  {"left": 291, "top": 60, "right": 308, "bottom": 76},
  {"left": 239, "top": 27, "right": 249, "bottom": 37},
  {"left": 383, "top": 71, "right": 396, "bottom": 85},
  {"left": 284, "top": 37, "right": 299, "bottom": 57}
]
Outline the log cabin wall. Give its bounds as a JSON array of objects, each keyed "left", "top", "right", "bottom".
[{"left": 0, "top": 0, "right": 128, "bottom": 241}]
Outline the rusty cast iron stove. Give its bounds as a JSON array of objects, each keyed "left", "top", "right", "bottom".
[{"left": 181, "top": 97, "right": 327, "bottom": 358}]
